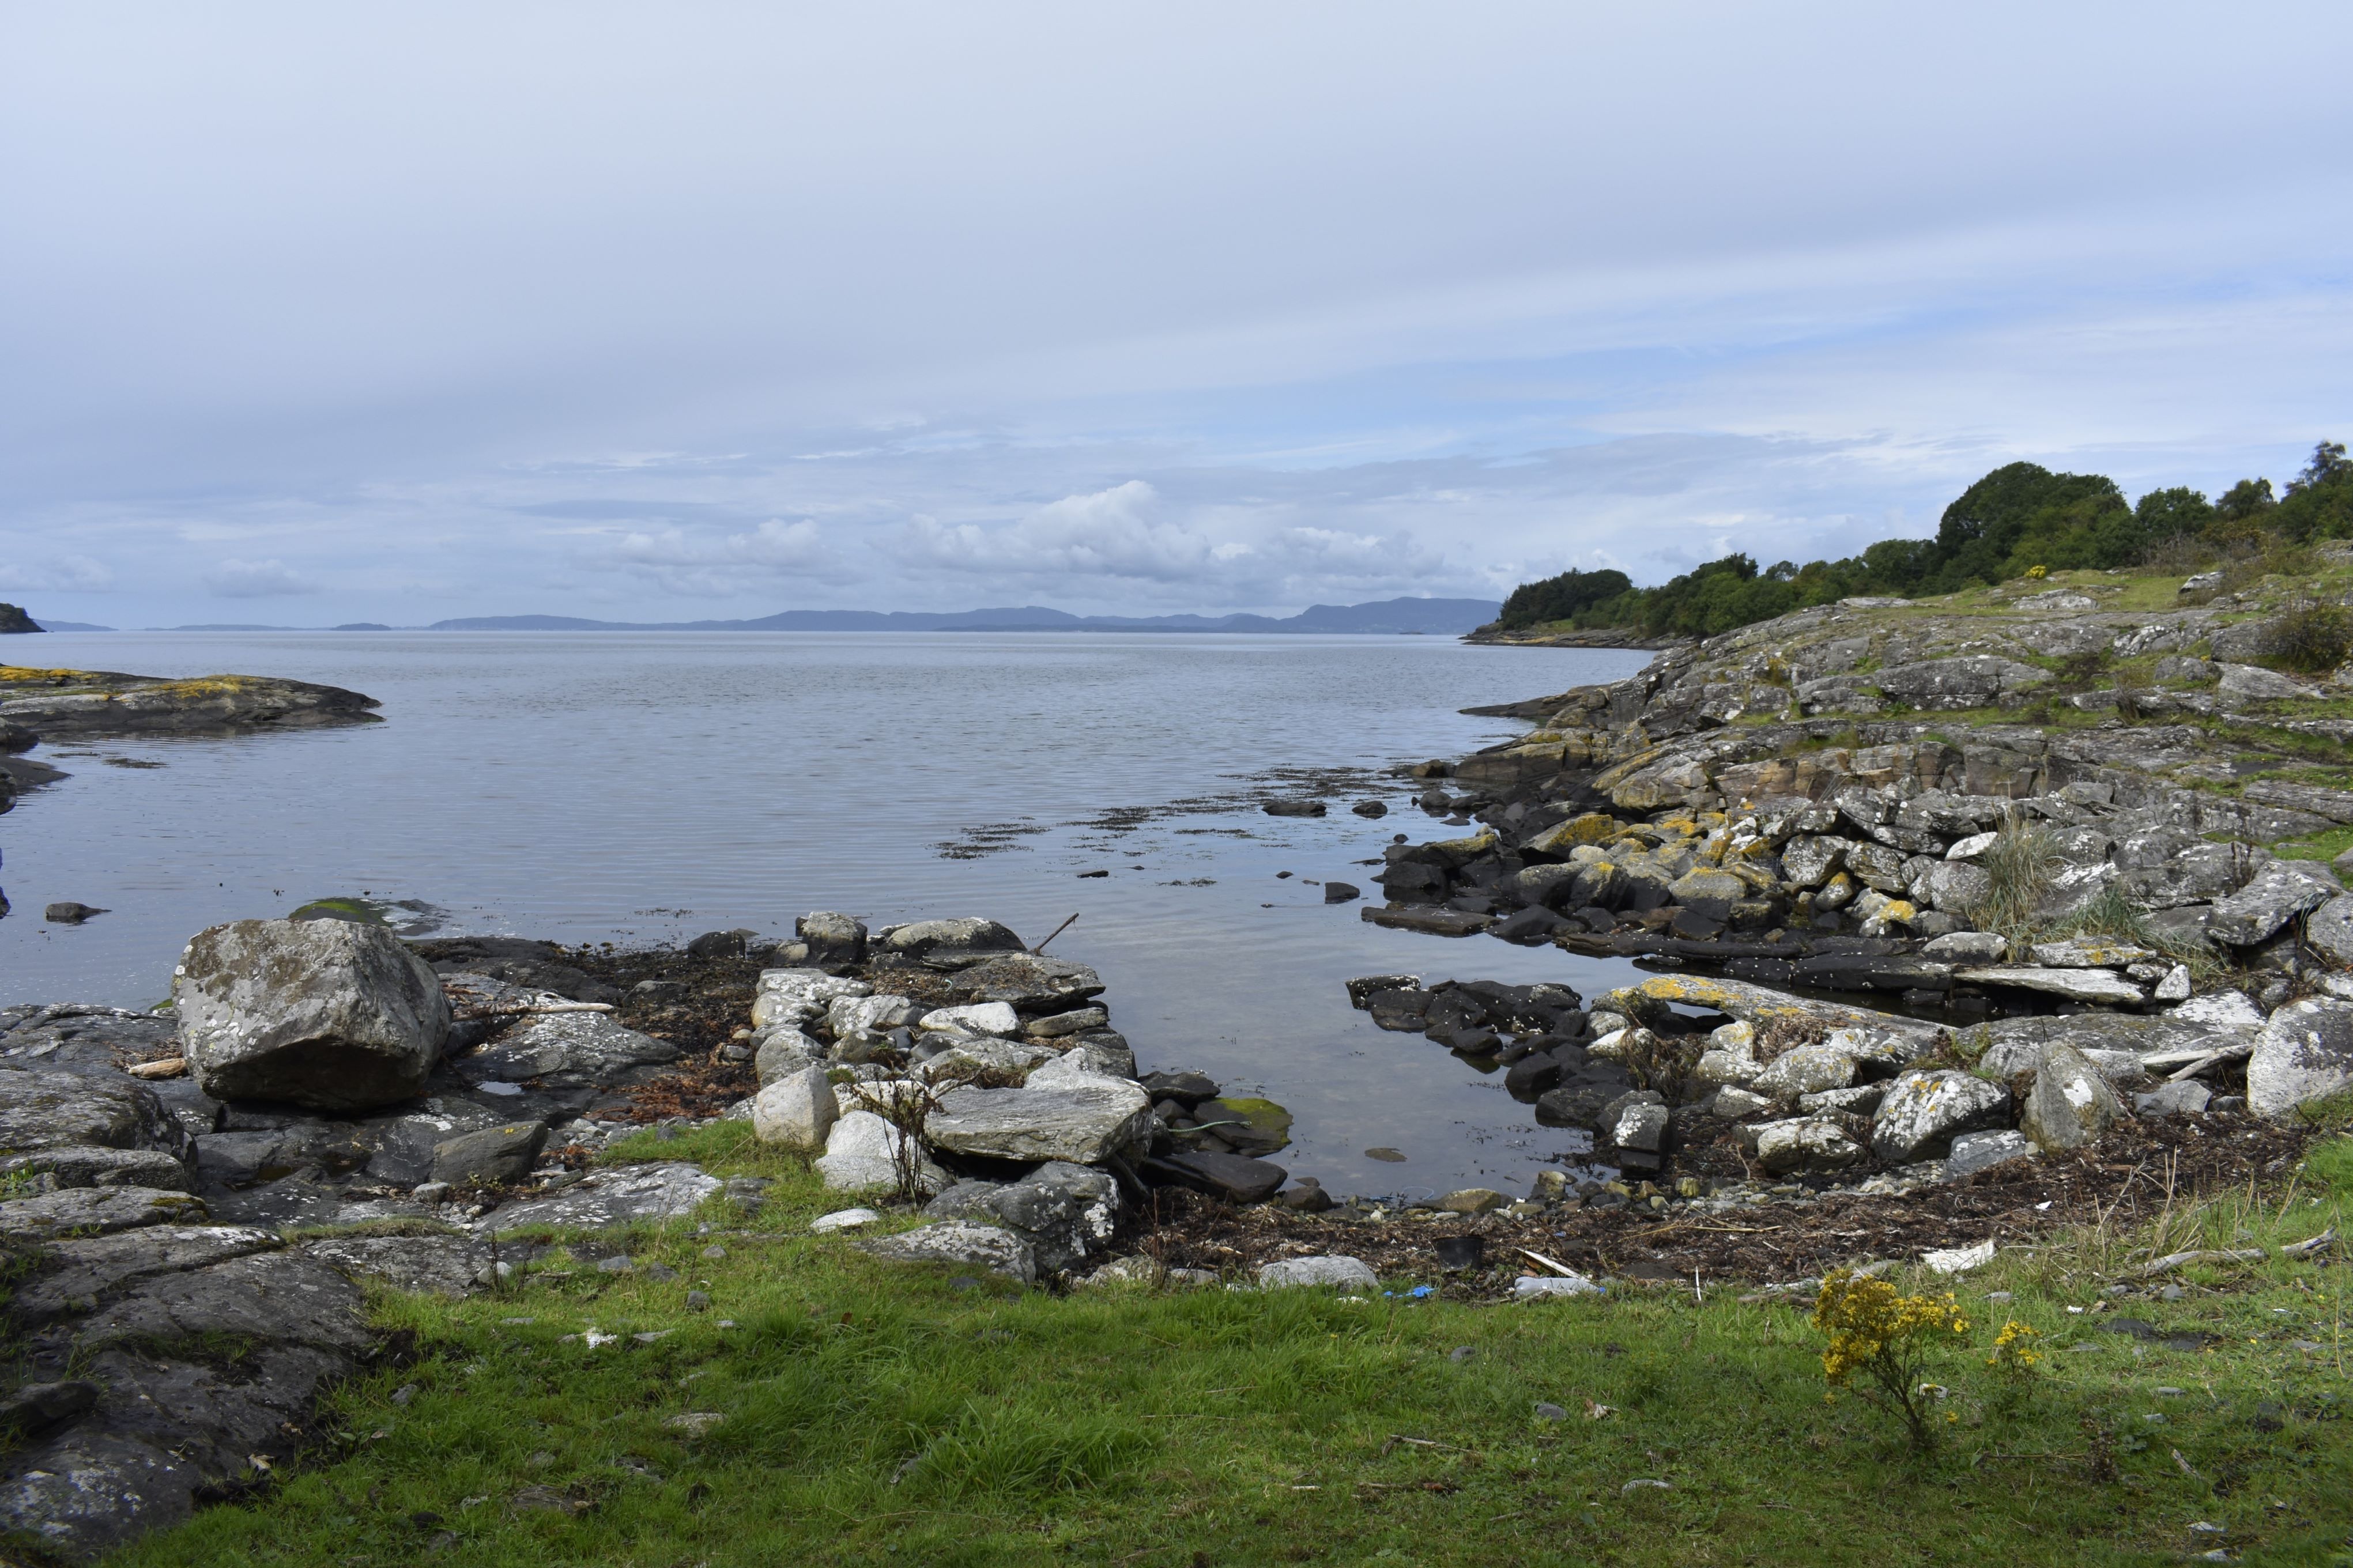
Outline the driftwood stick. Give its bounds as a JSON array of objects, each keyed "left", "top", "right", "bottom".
[{"left": 1031, "top": 913, "right": 1080, "bottom": 954}]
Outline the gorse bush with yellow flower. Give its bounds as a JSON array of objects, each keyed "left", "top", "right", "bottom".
[{"left": 1812, "top": 1269, "right": 1972, "bottom": 1452}]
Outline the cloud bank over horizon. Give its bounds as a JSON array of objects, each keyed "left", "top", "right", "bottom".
[{"left": 3, "top": 3, "right": 2347, "bottom": 627}]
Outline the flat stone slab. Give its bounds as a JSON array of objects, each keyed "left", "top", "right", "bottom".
[
  {"left": 303, "top": 1234, "right": 489, "bottom": 1298},
  {"left": 0, "top": 1186, "right": 207, "bottom": 1244},
  {"left": 1359, "top": 906, "right": 1493, "bottom": 937},
  {"left": 860, "top": 1221, "right": 1036, "bottom": 1284},
  {"left": 11, "top": 1226, "right": 282, "bottom": 1324},
  {"left": 1956, "top": 966, "right": 2146, "bottom": 1005},
  {"left": 476, "top": 1162, "right": 721, "bottom": 1233},
  {"left": 1258, "top": 1255, "right": 1378, "bottom": 1291},
  {"left": 926, "top": 1080, "right": 1152, "bottom": 1165}
]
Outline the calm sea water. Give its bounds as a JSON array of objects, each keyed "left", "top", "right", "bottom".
[{"left": 2, "top": 632, "right": 1653, "bottom": 1197}]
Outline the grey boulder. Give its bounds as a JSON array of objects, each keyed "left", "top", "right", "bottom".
[
  {"left": 751, "top": 1065, "right": 839, "bottom": 1152},
  {"left": 1943, "top": 1128, "right": 2038, "bottom": 1181},
  {"left": 797, "top": 910, "right": 868, "bottom": 966},
  {"left": 2019, "top": 1044, "right": 2125, "bottom": 1152},
  {"left": 951, "top": 954, "right": 1106, "bottom": 1011},
  {"left": 1869, "top": 1069, "right": 2010, "bottom": 1162},
  {"left": 174, "top": 919, "right": 451, "bottom": 1111},
  {"left": 0, "top": 1065, "right": 185, "bottom": 1165},
  {"left": 2302, "top": 894, "right": 2353, "bottom": 969},
  {"left": 861, "top": 1221, "right": 1036, "bottom": 1284},
  {"left": 1751, "top": 1117, "right": 1862, "bottom": 1174},
  {"left": 923, "top": 1162, "right": 1119, "bottom": 1274},
  {"left": 1751, "top": 1044, "right": 1858, "bottom": 1100},
  {"left": 2207, "top": 860, "right": 2344, "bottom": 949},
  {"left": 429, "top": 1119, "right": 548, "bottom": 1186},
  {"left": 926, "top": 1079, "right": 1153, "bottom": 1165},
  {"left": 454, "top": 1009, "right": 678, "bottom": 1090},
  {"left": 2246, "top": 998, "right": 2353, "bottom": 1120}
]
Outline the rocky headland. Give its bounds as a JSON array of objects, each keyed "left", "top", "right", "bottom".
[{"left": 0, "top": 664, "right": 380, "bottom": 742}]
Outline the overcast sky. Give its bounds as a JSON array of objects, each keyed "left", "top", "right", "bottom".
[{"left": 5, "top": 3, "right": 2348, "bottom": 626}]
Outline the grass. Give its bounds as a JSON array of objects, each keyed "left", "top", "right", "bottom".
[{"left": 103, "top": 1131, "right": 2353, "bottom": 1568}]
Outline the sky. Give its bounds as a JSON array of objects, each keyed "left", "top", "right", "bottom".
[{"left": 3, "top": 3, "right": 2348, "bottom": 628}]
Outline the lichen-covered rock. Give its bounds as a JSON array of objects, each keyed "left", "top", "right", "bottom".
[
  {"left": 860, "top": 1221, "right": 1036, "bottom": 1283},
  {"left": 2019, "top": 1044, "right": 2125, "bottom": 1152},
  {"left": 2246, "top": 998, "right": 2353, "bottom": 1120},
  {"left": 453, "top": 1010, "right": 678, "bottom": 1090},
  {"left": 2208, "top": 861, "right": 2345, "bottom": 949},
  {"left": 926, "top": 1080, "right": 1152, "bottom": 1165},
  {"left": 1751, "top": 1044, "right": 1858, "bottom": 1100},
  {"left": 923, "top": 1162, "right": 1119, "bottom": 1274},
  {"left": 751, "top": 1065, "right": 839, "bottom": 1152},
  {"left": 1752, "top": 1117, "right": 1862, "bottom": 1174},
  {"left": 174, "top": 919, "right": 450, "bottom": 1111},
  {"left": 1869, "top": 1069, "right": 2010, "bottom": 1162},
  {"left": 875, "top": 917, "right": 1027, "bottom": 968}
]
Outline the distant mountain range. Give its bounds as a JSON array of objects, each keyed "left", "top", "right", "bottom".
[
  {"left": 18, "top": 596, "right": 1502, "bottom": 636},
  {"left": 426, "top": 596, "right": 1502, "bottom": 634}
]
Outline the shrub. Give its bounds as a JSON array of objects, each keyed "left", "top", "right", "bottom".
[
  {"left": 1812, "top": 1268, "right": 1971, "bottom": 1452},
  {"left": 2269, "top": 603, "right": 2353, "bottom": 675}
]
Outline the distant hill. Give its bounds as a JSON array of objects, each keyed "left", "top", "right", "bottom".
[
  {"left": 427, "top": 596, "right": 1502, "bottom": 635},
  {"left": 33, "top": 619, "right": 115, "bottom": 632}
]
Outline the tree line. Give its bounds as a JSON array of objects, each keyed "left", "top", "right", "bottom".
[{"left": 1493, "top": 441, "right": 2353, "bottom": 638}]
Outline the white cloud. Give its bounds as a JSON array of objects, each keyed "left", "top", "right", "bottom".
[
  {"left": 904, "top": 482, "right": 1217, "bottom": 582},
  {"left": 204, "top": 557, "right": 318, "bottom": 597},
  {"left": 605, "top": 517, "right": 845, "bottom": 595},
  {"left": 0, "top": 552, "right": 113, "bottom": 592}
]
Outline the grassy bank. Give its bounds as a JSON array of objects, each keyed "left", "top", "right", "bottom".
[{"left": 121, "top": 1125, "right": 2352, "bottom": 1568}]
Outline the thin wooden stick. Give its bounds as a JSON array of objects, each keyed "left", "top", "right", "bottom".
[{"left": 1031, "top": 913, "right": 1080, "bottom": 954}]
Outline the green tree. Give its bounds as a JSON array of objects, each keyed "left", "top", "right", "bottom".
[
  {"left": 2215, "top": 477, "right": 2275, "bottom": 520},
  {"left": 2132, "top": 486, "right": 2212, "bottom": 543}
]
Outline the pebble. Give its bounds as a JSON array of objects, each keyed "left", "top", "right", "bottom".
[
  {"left": 1448, "top": 1346, "right": 1477, "bottom": 1363},
  {"left": 595, "top": 1256, "right": 634, "bottom": 1274},
  {"left": 702, "top": 1244, "right": 727, "bottom": 1260},
  {"left": 1533, "top": 1402, "right": 1568, "bottom": 1420},
  {"left": 685, "top": 1291, "right": 711, "bottom": 1312}
]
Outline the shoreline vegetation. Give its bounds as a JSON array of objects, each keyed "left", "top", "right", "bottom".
[
  {"left": 1471, "top": 442, "right": 2353, "bottom": 646},
  {"left": 5, "top": 517, "right": 2353, "bottom": 1562}
]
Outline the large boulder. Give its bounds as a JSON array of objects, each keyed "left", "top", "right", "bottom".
[
  {"left": 923, "top": 1162, "right": 1119, "bottom": 1274},
  {"left": 2246, "top": 998, "right": 2353, "bottom": 1120},
  {"left": 797, "top": 910, "right": 868, "bottom": 966},
  {"left": 2207, "top": 861, "right": 2344, "bottom": 949},
  {"left": 1869, "top": 1069, "right": 2010, "bottom": 1162},
  {"left": 174, "top": 919, "right": 451, "bottom": 1112},
  {"left": 2019, "top": 1044, "right": 2125, "bottom": 1152},
  {"left": 926, "top": 1080, "right": 1152, "bottom": 1165}
]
